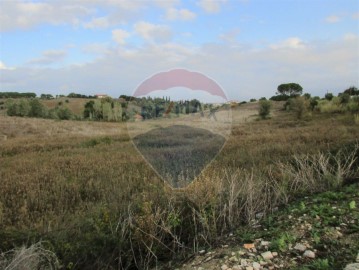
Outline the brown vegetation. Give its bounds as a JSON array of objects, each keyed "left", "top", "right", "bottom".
[{"left": 0, "top": 103, "right": 358, "bottom": 269}]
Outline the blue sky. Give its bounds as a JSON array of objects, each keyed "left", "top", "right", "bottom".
[{"left": 0, "top": 0, "right": 358, "bottom": 101}]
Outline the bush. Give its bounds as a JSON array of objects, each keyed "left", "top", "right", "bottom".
[
  {"left": 29, "top": 99, "right": 48, "bottom": 118},
  {"left": 56, "top": 107, "right": 73, "bottom": 120},
  {"left": 289, "top": 96, "right": 310, "bottom": 119},
  {"left": 258, "top": 100, "right": 271, "bottom": 119},
  {"left": 250, "top": 98, "right": 257, "bottom": 102}
]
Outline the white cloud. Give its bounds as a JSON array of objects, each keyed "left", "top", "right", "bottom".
[
  {"left": 134, "top": 21, "right": 172, "bottom": 43},
  {"left": 343, "top": 33, "right": 358, "bottom": 41},
  {"left": 112, "top": 29, "right": 131, "bottom": 45},
  {"left": 165, "top": 8, "right": 196, "bottom": 21},
  {"left": 27, "top": 50, "right": 67, "bottom": 65},
  {"left": 0, "top": 2, "right": 93, "bottom": 31},
  {"left": 0, "top": 61, "right": 15, "bottom": 70},
  {"left": 152, "top": 0, "right": 180, "bottom": 9},
  {"left": 219, "top": 28, "right": 240, "bottom": 43},
  {"left": 270, "top": 37, "right": 306, "bottom": 50},
  {"left": 325, "top": 15, "right": 340, "bottom": 23},
  {"left": 352, "top": 12, "right": 359, "bottom": 20},
  {"left": 197, "top": 0, "right": 227, "bottom": 14},
  {"left": 2, "top": 35, "right": 358, "bottom": 101},
  {"left": 84, "top": 16, "right": 110, "bottom": 29}
]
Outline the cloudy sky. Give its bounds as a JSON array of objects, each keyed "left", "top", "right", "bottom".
[{"left": 0, "top": 0, "right": 358, "bottom": 101}]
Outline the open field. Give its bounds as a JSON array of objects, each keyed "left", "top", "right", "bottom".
[{"left": 0, "top": 102, "right": 358, "bottom": 269}]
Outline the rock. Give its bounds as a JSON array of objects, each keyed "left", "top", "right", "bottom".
[
  {"left": 230, "top": 256, "right": 239, "bottom": 262},
  {"left": 238, "top": 250, "right": 246, "bottom": 256},
  {"left": 241, "top": 259, "right": 248, "bottom": 266},
  {"left": 261, "top": 251, "right": 273, "bottom": 260},
  {"left": 261, "top": 241, "right": 271, "bottom": 247},
  {"left": 294, "top": 243, "right": 306, "bottom": 252},
  {"left": 246, "top": 267, "right": 254, "bottom": 270},
  {"left": 199, "top": 249, "right": 206, "bottom": 255},
  {"left": 244, "top": 243, "right": 255, "bottom": 249},
  {"left": 198, "top": 267, "right": 204, "bottom": 270},
  {"left": 221, "top": 264, "right": 229, "bottom": 270},
  {"left": 204, "top": 256, "right": 212, "bottom": 262},
  {"left": 272, "top": 252, "right": 278, "bottom": 257},
  {"left": 233, "top": 266, "right": 241, "bottom": 270},
  {"left": 344, "top": 263, "right": 359, "bottom": 270},
  {"left": 303, "top": 250, "right": 315, "bottom": 259},
  {"left": 252, "top": 262, "right": 261, "bottom": 269},
  {"left": 356, "top": 252, "right": 359, "bottom": 262}
]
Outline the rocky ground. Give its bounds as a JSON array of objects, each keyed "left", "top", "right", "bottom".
[{"left": 156, "top": 183, "right": 359, "bottom": 270}]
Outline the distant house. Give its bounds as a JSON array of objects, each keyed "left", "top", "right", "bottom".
[{"left": 95, "top": 94, "right": 108, "bottom": 99}]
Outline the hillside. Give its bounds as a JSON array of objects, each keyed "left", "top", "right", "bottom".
[{"left": 0, "top": 101, "right": 358, "bottom": 269}]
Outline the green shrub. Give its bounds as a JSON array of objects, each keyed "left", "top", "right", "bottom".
[
  {"left": 289, "top": 96, "right": 310, "bottom": 119},
  {"left": 258, "top": 100, "right": 271, "bottom": 119}
]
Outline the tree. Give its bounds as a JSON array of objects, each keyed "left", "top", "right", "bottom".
[
  {"left": 343, "top": 86, "right": 359, "bottom": 96},
  {"left": 277, "top": 83, "right": 303, "bottom": 97},
  {"left": 325, "top": 93, "right": 334, "bottom": 101}
]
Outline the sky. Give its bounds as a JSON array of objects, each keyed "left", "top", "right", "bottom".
[{"left": 0, "top": 0, "right": 358, "bottom": 102}]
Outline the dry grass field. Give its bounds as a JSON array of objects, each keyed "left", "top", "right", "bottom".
[{"left": 0, "top": 102, "right": 358, "bottom": 269}]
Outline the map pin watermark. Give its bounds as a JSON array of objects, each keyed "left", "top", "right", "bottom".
[{"left": 126, "top": 68, "right": 232, "bottom": 188}]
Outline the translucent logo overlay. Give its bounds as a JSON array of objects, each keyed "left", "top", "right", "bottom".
[{"left": 126, "top": 69, "right": 232, "bottom": 188}]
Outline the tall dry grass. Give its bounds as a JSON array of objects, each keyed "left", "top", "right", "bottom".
[{"left": 0, "top": 105, "right": 358, "bottom": 269}]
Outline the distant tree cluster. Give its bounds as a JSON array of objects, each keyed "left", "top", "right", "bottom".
[
  {"left": 67, "top": 92, "right": 96, "bottom": 99},
  {"left": 6, "top": 98, "right": 73, "bottom": 120},
  {"left": 40, "top": 94, "right": 54, "bottom": 99},
  {"left": 138, "top": 97, "right": 202, "bottom": 120},
  {"left": 84, "top": 97, "right": 123, "bottom": 121},
  {"left": 0, "top": 92, "right": 36, "bottom": 99}
]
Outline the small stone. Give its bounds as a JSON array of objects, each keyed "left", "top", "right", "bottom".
[
  {"left": 356, "top": 253, "right": 359, "bottom": 262},
  {"left": 199, "top": 249, "right": 206, "bottom": 255},
  {"left": 241, "top": 259, "right": 248, "bottom": 266},
  {"left": 303, "top": 250, "right": 315, "bottom": 259},
  {"left": 261, "top": 251, "right": 273, "bottom": 260},
  {"left": 198, "top": 267, "right": 204, "bottom": 270},
  {"left": 230, "top": 256, "right": 239, "bottom": 262},
  {"left": 232, "top": 252, "right": 236, "bottom": 256},
  {"left": 233, "top": 266, "right": 241, "bottom": 270},
  {"left": 344, "top": 263, "right": 359, "bottom": 270},
  {"left": 294, "top": 243, "right": 306, "bottom": 252},
  {"left": 261, "top": 241, "right": 271, "bottom": 247},
  {"left": 252, "top": 262, "right": 261, "bottom": 269},
  {"left": 260, "top": 261, "right": 267, "bottom": 266},
  {"left": 272, "top": 252, "right": 278, "bottom": 257},
  {"left": 221, "top": 264, "right": 229, "bottom": 270},
  {"left": 246, "top": 267, "right": 254, "bottom": 270},
  {"left": 238, "top": 250, "right": 246, "bottom": 256},
  {"left": 204, "top": 256, "right": 212, "bottom": 262},
  {"left": 244, "top": 243, "right": 255, "bottom": 249}
]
